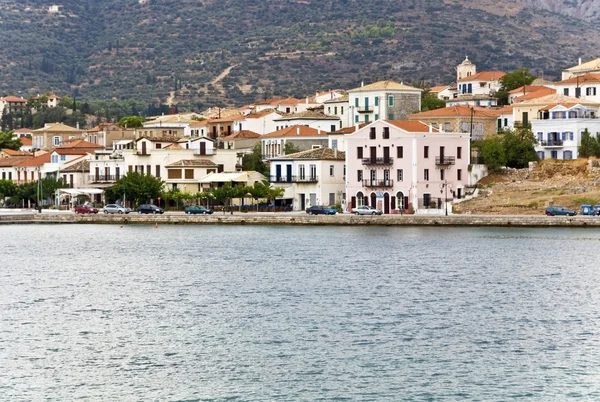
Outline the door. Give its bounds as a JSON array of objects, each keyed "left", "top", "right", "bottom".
[
  {"left": 522, "top": 112, "right": 529, "bottom": 127},
  {"left": 391, "top": 196, "right": 396, "bottom": 212},
  {"left": 286, "top": 165, "right": 292, "bottom": 182},
  {"left": 300, "top": 194, "right": 306, "bottom": 210},
  {"left": 351, "top": 196, "right": 356, "bottom": 210},
  {"left": 383, "top": 147, "right": 389, "bottom": 163},
  {"left": 551, "top": 150, "right": 558, "bottom": 159},
  {"left": 370, "top": 146, "right": 377, "bottom": 164},
  {"left": 384, "top": 193, "right": 390, "bottom": 214},
  {"left": 310, "top": 193, "right": 317, "bottom": 206},
  {"left": 370, "top": 193, "right": 376, "bottom": 209},
  {"left": 141, "top": 141, "right": 147, "bottom": 155},
  {"left": 200, "top": 142, "right": 206, "bottom": 155},
  {"left": 276, "top": 165, "right": 282, "bottom": 181}
]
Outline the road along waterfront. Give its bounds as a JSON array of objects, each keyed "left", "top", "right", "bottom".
[{"left": 2, "top": 224, "right": 600, "bottom": 400}]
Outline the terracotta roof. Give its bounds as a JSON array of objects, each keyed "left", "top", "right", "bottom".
[
  {"left": 457, "top": 71, "right": 505, "bottom": 82},
  {"left": 20, "top": 137, "right": 32, "bottom": 146},
  {"left": 144, "top": 115, "right": 197, "bottom": 124},
  {"left": 14, "top": 128, "right": 33, "bottom": 133},
  {"left": 512, "top": 87, "right": 557, "bottom": 102},
  {"left": 516, "top": 93, "right": 600, "bottom": 106},
  {"left": 32, "top": 122, "right": 80, "bottom": 133},
  {"left": 508, "top": 85, "right": 551, "bottom": 94},
  {"left": 386, "top": 120, "right": 441, "bottom": 133},
  {"left": 329, "top": 122, "right": 369, "bottom": 134},
  {"left": 0, "top": 156, "right": 32, "bottom": 167},
  {"left": 189, "top": 120, "right": 208, "bottom": 127},
  {"left": 56, "top": 139, "right": 104, "bottom": 149},
  {"left": 258, "top": 97, "right": 301, "bottom": 105},
  {"left": 137, "top": 136, "right": 179, "bottom": 142},
  {"left": 497, "top": 106, "right": 514, "bottom": 114},
  {"left": 556, "top": 73, "right": 600, "bottom": 85},
  {"left": 245, "top": 109, "right": 283, "bottom": 118},
  {"left": 163, "top": 143, "right": 183, "bottom": 150},
  {"left": 429, "top": 85, "right": 451, "bottom": 93},
  {"left": 61, "top": 159, "right": 90, "bottom": 173},
  {"left": 538, "top": 103, "right": 584, "bottom": 111},
  {"left": 208, "top": 114, "right": 245, "bottom": 123},
  {"left": 409, "top": 105, "right": 500, "bottom": 119},
  {"left": 275, "top": 110, "right": 339, "bottom": 120},
  {"left": 323, "top": 95, "right": 349, "bottom": 103},
  {"left": 262, "top": 125, "right": 326, "bottom": 138},
  {"left": 275, "top": 147, "right": 345, "bottom": 161},
  {"left": 222, "top": 130, "right": 261, "bottom": 140},
  {"left": 15, "top": 153, "right": 51, "bottom": 167},
  {"left": 349, "top": 80, "right": 422, "bottom": 92},
  {"left": 166, "top": 159, "right": 217, "bottom": 168},
  {"left": 53, "top": 149, "right": 92, "bottom": 156},
  {"left": 1, "top": 96, "right": 27, "bottom": 103},
  {"left": 1, "top": 148, "right": 32, "bottom": 157}
]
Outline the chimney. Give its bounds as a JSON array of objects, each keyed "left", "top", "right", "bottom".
[
  {"left": 361, "top": 81, "right": 364, "bottom": 87},
  {"left": 429, "top": 124, "right": 433, "bottom": 133},
  {"left": 579, "top": 58, "right": 582, "bottom": 66},
  {"left": 76, "top": 122, "right": 79, "bottom": 130},
  {"left": 296, "top": 127, "right": 300, "bottom": 135},
  {"left": 318, "top": 128, "right": 321, "bottom": 135}
]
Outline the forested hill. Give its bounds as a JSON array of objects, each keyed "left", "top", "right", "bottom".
[{"left": 1, "top": 0, "right": 599, "bottom": 110}]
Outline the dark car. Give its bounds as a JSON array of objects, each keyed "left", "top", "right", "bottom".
[
  {"left": 74, "top": 205, "right": 98, "bottom": 214},
  {"left": 137, "top": 204, "right": 164, "bottom": 214},
  {"left": 545, "top": 206, "right": 576, "bottom": 216},
  {"left": 306, "top": 205, "right": 337, "bottom": 215},
  {"left": 185, "top": 205, "right": 213, "bottom": 215}
]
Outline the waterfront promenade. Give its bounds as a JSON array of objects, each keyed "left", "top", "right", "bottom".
[{"left": 2, "top": 210, "right": 600, "bottom": 227}]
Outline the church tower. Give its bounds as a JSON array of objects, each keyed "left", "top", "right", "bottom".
[{"left": 456, "top": 56, "right": 477, "bottom": 82}]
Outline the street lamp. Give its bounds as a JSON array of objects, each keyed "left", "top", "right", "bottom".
[{"left": 440, "top": 179, "right": 454, "bottom": 216}]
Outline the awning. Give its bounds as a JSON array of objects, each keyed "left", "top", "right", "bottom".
[
  {"left": 55, "top": 188, "right": 105, "bottom": 200},
  {"left": 199, "top": 172, "right": 248, "bottom": 183}
]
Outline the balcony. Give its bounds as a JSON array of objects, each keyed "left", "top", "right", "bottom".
[
  {"left": 136, "top": 150, "right": 150, "bottom": 156},
  {"left": 362, "top": 179, "right": 394, "bottom": 188},
  {"left": 540, "top": 140, "right": 563, "bottom": 147},
  {"left": 270, "top": 175, "right": 318, "bottom": 183},
  {"left": 362, "top": 157, "right": 394, "bottom": 165},
  {"left": 193, "top": 149, "right": 215, "bottom": 156},
  {"left": 89, "top": 175, "right": 118, "bottom": 183},
  {"left": 435, "top": 156, "right": 456, "bottom": 165},
  {"left": 357, "top": 106, "right": 374, "bottom": 113}
]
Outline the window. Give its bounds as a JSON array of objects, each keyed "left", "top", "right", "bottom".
[
  {"left": 388, "top": 113, "right": 394, "bottom": 120},
  {"left": 570, "top": 132, "right": 574, "bottom": 141},
  {"left": 564, "top": 150, "right": 573, "bottom": 160},
  {"left": 309, "top": 164, "right": 316, "bottom": 180},
  {"left": 341, "top": 107, "right": 344, "bottom": 114},
  {"left": 375, "top": 114, "right": 379, "bottom": 121},
  {"left": 147, "top": 165, "right": 151, "bottom": 175},
  {"left": 334, "top": 106, "right": 337, "bottom": 114},
  {"left": 332, "top": 139, "right": 338, "bottom": 150},
  {"left": 575, "top": 87, "right": 581, "bottom": 98},
  {"left": 156, "top": 165, "right": 160, "bottom": 177},
  {"left": 374, "top": 96, "right": 379, "bottom": 106},
  {"left": 370, "top": 169, "right": 377, "bottom": 181},
  {"left": 330, "top": 165, "right": 334, "bottom": 176},
  {"left": 299, "top": 164, "right": 305, "bottom": 179},
  {"left": 444, "top": 122, "right": 451, "bottom": 131},
  {"left": 185, "top": 169, "right": 194, "bottom": 179},
  {"left": 586, "top": 87, "right": 597, "bottom": 96},
  {"left": 357, "top": 147, "right": 363, "bottom": 159},
  {"left": 354, "top": 98, "right": 359, "bottom": 107},
  {"left": 53, "top": 136, "right": 61, "bottom": 146},
  {"left": 355, "top": 115, "right": 359, "bottom": 123},
  {"left": 328, "top": 107, "right": 331, "bottom": 114},
  {"left": 168, "top": 169, "right": 182, "bottom": 179},
  {"left": 51, "top": 154, "right": 58, "bottom": 164},
  {"left": 397, "top": 146, "right": 403, "bottom": 158},
  {"left": 388, "top": 96, "right": 394, "bottom": 106},
  {"left": 457, "top": 147, "right": 462, "bottom": 159},
  {"left": 156, "top": 143, "right": 162, "bottom": 149},
  {"left": 563, "top": 88, "right": 569, "bottom": 96},
  {"left": 424, "top": 168, "right": 429, "bottom": 181},
  {"left": 440, "top": 169, "right": 445, "bottom": 180},
  {"left": 397, "top": 169, "right": 403, "bottom": 181},
  {"left": 457, "top": 169, "right": 462, "bottom": 181},
  {"left": 369, "top": 127, "right": 376, "bottom": 139},
  {"left": 383, "top": 127, "right": 390, "bottom": 139},
  {"left": 60, "top": 154, "right": 66, "bottom": 161},
  {"left": 357, "top": 170, "right": 363, "bottom": 182},
  {"left": 424, "top": 146, "right": 429, "bottom": 158}
]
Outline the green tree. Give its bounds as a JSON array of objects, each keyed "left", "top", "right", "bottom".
[
  {"left": 118, "top": 116, "right": 145, "bottom": 128},
  {"left": 475, "top": 136, "right": 506, "bottom": 173},
  {"left": 0, "top": 179, "right": 17, "bottom": 200},
  {"left": 0, "top": 131, "right": 22, "bottom": 150},
  {"left": 579, "top": 129, "right": 598, "bottom": 157},
  {"left": 242, "top": 143, "right": 269, "bottom": 176},
  {"left": 421, "top": 91, "right": 445, "bottom": 112},
  {"left": 495, "top": 68, "right": 537, "bottom": 105},
  {"left": 110, "top": 172, "right": 165, "bottom": 206},
  {"left": 502, "top": 128, "right": 538, "bottom": 168},
  {"left": 284, "top": 141, "right": 301, "bottom": 155}
]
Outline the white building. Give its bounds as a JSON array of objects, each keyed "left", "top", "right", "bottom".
[
  {"left": 561, "top": 58, "right": 600, "bottom": 80},
  {"left": 554, "top": 73, "right": 600, "bottom": 103},
  {"left": 273, "top": 110, "right": 340, "bottom": 132},
  {"left": 324, "top": 95, "right": 350, "bottom": 129},
  {"left": 261, "top": 125, "right": 329, "bottom": 159},
  {"left": 269, "top": 147, "right": 346, "bottom": 210}
]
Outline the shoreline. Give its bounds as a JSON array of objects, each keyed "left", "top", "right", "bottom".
[{"left": 2, "top": 213, "right": 600, "bottom": 227}]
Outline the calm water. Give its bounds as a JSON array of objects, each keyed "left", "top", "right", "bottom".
[{"left": 1, "top": 224, "right": 600, "bottom": 401}]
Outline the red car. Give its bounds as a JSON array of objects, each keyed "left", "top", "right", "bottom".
[{"left": 74, "top": 205, "right": 98, "bottom": 214}]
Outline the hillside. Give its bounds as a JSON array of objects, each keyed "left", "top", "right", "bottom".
[{"left": 0, "top": 0, "right": 599, "bottom": 109}]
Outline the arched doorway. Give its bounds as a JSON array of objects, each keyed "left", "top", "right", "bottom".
[
  {"left": 396, "top": 191, "right": 405, "bottom": 210},
  {"left": 356, "top": 191, "right": 364, "bottom": 207},
  {"left": 384, "top": 193, "right": 390, "bottom": 214}
]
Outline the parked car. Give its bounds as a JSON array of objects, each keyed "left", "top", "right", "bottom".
[
  {"left": 306, "top": 205, "right": 338, "bottom": 215},
  {"left": 185, "top": 205, "right": 213, "bottom": 215},
  {"left": 137, "top": 204, "right": 164, "bottom": 214},
  {"left": 580, "top": 204, "right": 600, "bottom": 216},
  {"left": 103, "top": 204, "right": 131, "bottom": 214},
  {"left": 351, "top": 205, "right": 383, "bottom": 215},
  {"left": 74, "top": 205, "right": 98, "bottom": 214},
  {"left": 545, "top": 206, "right": 576, "bottom": 216}
]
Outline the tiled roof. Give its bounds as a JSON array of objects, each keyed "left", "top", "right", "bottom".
[
  {"left": 1, "top": 148, "right": 32, "bottom": 156},
  {"left": 556, "top": 73, "right": 600, "bottom": 85},
  {"left": 20, "top": 137, "right": 32, "bottom": 146},
  {"left": 409, "top": 105, "right": 500, "bottom": 118},
  {"left": 208, "top": 114, "right": 245, "bottom": 123},
  {"left": 1, "top": 96, "right": 27, "bottom": 103},
  {"left": 166, "top": 159, "right": 218, "bottom": 168},
  {"left": 222, "top": 130, "right": 261, "bottom": 140},
  {"left": 512, "top": 87, "right": 556, "bottom": 102},
  {"left": 538, "top": 103, "right": 584, "bottom": 111},
  {"left": 53, "top": 149, "right": 92, "bottom": 155},
  {"left": 508, "top": 85, "right": 551, "bottom": 94},
  {"left": 386, "top": 120, "right": 440, "bottom": 133},
  {"left": 262, "top": 125, "right": 326, "bottom": 138},
  {"left": 32, "top": 122, "right": 81, "bottom": 133},
  {"left": 429, "top": 85, "right": 451, "bottom": 93},
  {"left": 61, "top": 159, "right": 90, "bottom": 173},
  {"left": 257, "top": 97, "right": 301, "bottom": 106},
  {"left": 457, "top": 71, "right": 505, "bottom": 82},
  {"left": 16, "top": 153, "right": 52, "bottom": 167},
  {"left": 516, "top": 93, "right": 600, "bottom": 106},
  {"left": 137, "top": 136, "right": 179, "bottom": 142},
  {"left": 349, "top": 80, "right": 422, "bottom": 92},
  {"left": 189, "top": 120, "right": 208, "bottom": 127},
  {"left": 276, "top": 147, "right": 345, "bottom": 161},
  {"left": 245, "top": 109, "right": 283, "bottom": 118},
  {"left": 14, "top": 128, "right": 33, "bottom": 133},
  {"left": 0, "top": 156, "right": 32, "bottom": 167},
  {"left": 329, "top": 122, "right": 369, "bottom": 134},
  {"left": 323, "top": 94, "right": 349, "bottom": 103},
  {"left": 56, "top": 139, "right": 104, "bottom": 149},
  {"left": 275, "top": 110, "right": 339, "bottom": 120}
]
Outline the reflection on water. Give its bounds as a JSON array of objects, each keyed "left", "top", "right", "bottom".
[{"left": 1, "top": 225, "right": 600, "bottom": 400}]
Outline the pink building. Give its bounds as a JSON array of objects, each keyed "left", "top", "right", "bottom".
[{"left": 345, "top": 120, "right": 470, "bottom": 214}]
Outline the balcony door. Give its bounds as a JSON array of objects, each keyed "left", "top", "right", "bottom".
[
  {"left": 286, "top": 165, "right": 292, "bottom": 182},
  {"left": 383, "top": 146, "right": 389, "bottom": 163},
  {"left": 370, "top": 146, "right": 376, "bottom": 163}
]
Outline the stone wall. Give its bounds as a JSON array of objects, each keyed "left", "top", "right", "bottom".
[{"left": 387, "top": 93, "right": 420, "bottom": 120}]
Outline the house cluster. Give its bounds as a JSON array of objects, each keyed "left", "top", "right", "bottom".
[{"left": 2, "top": 56, "right": 597, "bottom": 214}]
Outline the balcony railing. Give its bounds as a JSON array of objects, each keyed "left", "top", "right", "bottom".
[
  {"left": 362, "top": 179, "right": 394, "bottom": 188},
  {"left": 270, "top": 175, "right": 318, "bottom": 183},
  {"left": 362, "top": 157, "right": 394, "bottom": 165},
  {"left": 136, "top": 150, "right": 150, "bottom": 156},
  {"left": 357, "top": 106, "right": 374, "bottom": 113},
  {"left": 435, "top": 156, "right": 456, "bottom": 165},
  {"left": 89, "top": 175, "right": 118, "bottom": 182},
  {"left": 540, "top": 140, "right": 564, "bottom": 147},
  {"left": 193, "top": 149, "right": 215, "bottom": 156}
]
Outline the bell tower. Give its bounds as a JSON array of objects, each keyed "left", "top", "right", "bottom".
[{"left": 456, "top": 56, "right": 477, "bottom": 82}]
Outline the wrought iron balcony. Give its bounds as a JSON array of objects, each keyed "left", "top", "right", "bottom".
[
  {"left": 540, "top": 140, "right": 564, "bottom": 147},
  {"left": 89, "top": 175, "right": 118, "bottom": 182},
  {"left": 193, "top": 149, "right": 215, "bottom": 156},
  {"left": 435, "top": 156, "right": 456, "bottom": 165},
  {"left": 362, "top": 157, "right": 394, "bottom": 165},
  {"left": 136, "top": 150, "right": 150, "bottom": 156},
  {"left": 357, "top": 106, "right": 374, "bottom": 113},
  {"left": 270, "top": 175, "right": 318, "bottom": 183},
  {"left": 362, "top": 179, "right": 394, "bottom": 188}
]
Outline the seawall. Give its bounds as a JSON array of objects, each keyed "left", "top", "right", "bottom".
[{"left": 2, "top": 213, "right": 600, "bottom": 227}]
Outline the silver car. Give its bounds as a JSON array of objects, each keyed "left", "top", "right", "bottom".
[
  {"left": 103, "top": 204, "right": 131, "bottom": 214},
  {"left": 351, "top": 205, "right": 383, "bottom": 215}
]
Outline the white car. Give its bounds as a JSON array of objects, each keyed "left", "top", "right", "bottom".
[
  {"left": 351, "top": 205, "right": 383, "bottom": 215},
  {"left": 103, "top": 204, "right": 131, "bottom": 214}
]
